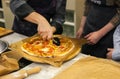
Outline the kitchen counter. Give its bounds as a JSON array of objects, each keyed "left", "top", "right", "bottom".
[
  {"left": 0, "top": 32, "right": 88, "bottom": 79},
  {"left": 0, "top": 33, "right": 27, "bottom": 44}
]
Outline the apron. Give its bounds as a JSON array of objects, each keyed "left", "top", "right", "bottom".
[
  {"left": 12, "top": 0, "right": 56, "bottom": 36},
  {"left": 81, "top": 0, "right": 117, "bottom": 58}
]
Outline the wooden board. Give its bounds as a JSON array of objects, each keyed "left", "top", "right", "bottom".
[
  {"left": 10, "top": 35, "right": 86, "bottom": 67},
  {"left": 65, "top": 38, "right": 86, "bottom": 60},
  {"left": 0, "top": 27, "right": 13, "bottom": 37},
  {"left": 53, "top": 56, "right": 120, "bottom": 79}
]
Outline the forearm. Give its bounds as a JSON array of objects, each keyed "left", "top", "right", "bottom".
[
  {"left": 24, "top": 12, "right": 48, "bottom": 25},
  {"left": 80, "top": 16, "right": 87, "bottom": 29},
  {"left": 24, "top": 11, "right": 55, "bottom": 33},
  {"left": 97, "top": 22, "right": 115, "bottom": 37}
]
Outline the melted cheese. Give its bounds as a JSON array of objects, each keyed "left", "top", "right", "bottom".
[{"left": 41, "top": 47, "right": 49, "bottom": 52}]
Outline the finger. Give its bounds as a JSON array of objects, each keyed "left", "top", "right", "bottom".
[
  {"left": 106, "top": 52, "right": 110, "bottom": 56},
  {"left": 40, "top": 32, "right": 47, "bottom": 40},
  {"left": 87, "top": 41, "right": 94, "bottom": 45},
  {"left": 84, "top": 33, "right": 91, "bottom": 39},
  {"left": 38, "top": 31, "right": 42, "bottom": 36},
  {"left": 106, "top": 53, "right": 111, "bottom": 59},
  {"left": 107, "top": 52, "right": 113, "bottom": 59},
  {"left": 76, "top": 34, "right": 80, "bottom": 39},
  {"left": 106, "top": 52, "right": 110, "bottom": 58},
  {"left": 42, "top": 35, "right": 48, "bottom": 41},
  {"left": 40, "top": 32, "right": 43, "bottom": 37},
  {"left": 85, "top": 36, "right": 92, "bottom": 44},
  {"left": 107, "top": 48, "right": 113, "bottom": 51},
  {"left": 47, "top": 33, "right": 53, "bottom": 40},
  {"left": 107, "top": 48, "right": 110, "bottom": 51}
]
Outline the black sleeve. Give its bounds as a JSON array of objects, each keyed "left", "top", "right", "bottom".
[
  {"left": 15, "top": 4, "right": 34, "bottom": 19},
  {"left": 51, "top": 0, "right": 67, "bottom": 34},
  {"left": 10, "top": 0, "right": 34, "bottom": 19}
]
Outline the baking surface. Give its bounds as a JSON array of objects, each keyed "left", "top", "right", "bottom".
[{"left": 10, "top": 35, "right": 86, "bottom": 67}]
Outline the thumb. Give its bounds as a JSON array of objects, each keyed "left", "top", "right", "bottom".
[{"left": 107, "top": 48, "right": 113, "bottom": 51}]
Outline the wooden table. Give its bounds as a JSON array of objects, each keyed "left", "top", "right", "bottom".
[{"left": 0, "top": 32, "right": 88, "bottom": 79}]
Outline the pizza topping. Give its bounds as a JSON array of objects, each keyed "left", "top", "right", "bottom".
[
  {"left": 21, "top": 36, "right": 74, "bottom": 58},
  {"left": 41, "top": 47, "right": 49, "bottom": 52}
]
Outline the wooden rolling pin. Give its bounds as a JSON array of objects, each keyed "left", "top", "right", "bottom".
[{"left": 0, "top": 66, "right": 41, "bottom": 79}]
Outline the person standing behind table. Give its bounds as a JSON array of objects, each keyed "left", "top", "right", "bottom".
[
  {"left": 76, "top": 0, "right": 120, "bottom": 58},
  {"left": 107, "top": 24, "right": 120, "bottom": 61},
  {"left": 10, "top": 0, "right": 66, "bottom": 40}
]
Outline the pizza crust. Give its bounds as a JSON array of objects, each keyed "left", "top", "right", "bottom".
[
  {"left": 21, "top": 46, "right": 38, "bottom": 56},
  {"left": 53, "top": 40, "right": 74, "bottom": 57}
]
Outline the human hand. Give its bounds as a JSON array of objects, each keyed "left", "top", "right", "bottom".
[
  {"left": 24, "top": 12, "right": 55, "bottom": 40},
  {"left": 84, "top": 31, "right": 102, "bottom": 45},
  {"left": 106, "top": 48, "right": 114, "bottom": 59},
  {"left": 76, "top": 27, "right": 83, "bottom": 39},
  {"left": 37, "top": 21, "right": 55, "bottom": 40}
]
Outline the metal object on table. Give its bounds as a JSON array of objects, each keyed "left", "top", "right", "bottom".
[{"left": 0, "top": 40, "right": 9, "bottom": 54}]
